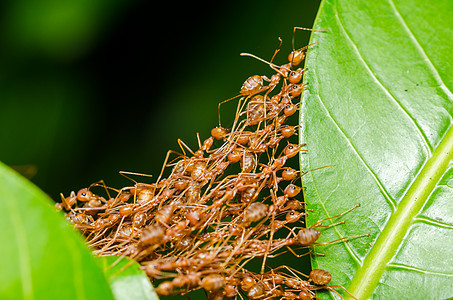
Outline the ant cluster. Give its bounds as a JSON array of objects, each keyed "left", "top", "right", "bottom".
[{"left": 57, "top": 28, "right": 363, "bottom": 299}]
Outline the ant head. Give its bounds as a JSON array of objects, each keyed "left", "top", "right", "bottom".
[
  {"left": 288, "top": 49, "right": 305, "bottom": 66},
  {"left": 76, "top": 188, "right": 93, "bottom": 202},
  {"left": 211, "top": 126, "right": 228, "bottom": 140}
]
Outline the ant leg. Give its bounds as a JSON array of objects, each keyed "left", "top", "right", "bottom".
[
  {"left": 196, "top": 132, "right": 202, "bottom": 150},
  {"left": 298, "top": 164, "right": 336, "bottom": 180},
  {"left": 292, "top": 26, "right": 327, "bottom": 56},
  {"left": 100, "top": 216, "right": 126, "bottom": 253},
  {"left": 156, "top": 149, "right": 186, "bottom": 183},
  {"left": 284, "top": 246, "right": 318, "bottom": 258},
  {"left": 316, "top": 220, "right": 346, "bottom": 228},
  {"left": 273, "top": 265, "right": 310, "bottom": 280},
  {"left": 234, "top": 96, "right": 251, "bottom": 131},
  {"left": 89, "top": 179, "right": 118, "bottom": 199},
  {"left": 178, "top": 138, "right": 196, "bottom": 156},
  {"left": 217, "top": 94, "right": 242, "bottom": 126},
  {"left": 60, "top": 192, "right": 75, "bottom": 212},
  {"left": 310, "top": 285, "right": 356, "bottom": 300},
  {"left": 260, "top": 213, "right": 275, "bottom": 274},
  {"left": 293, "top": 26, "right": 328, "bottom": 33},
  {"left": 311, "top": 204, "right": 360, "bottom": 228},
  {"left": 119, "top": 171, "right": 153, "bottom": 183},
  {"left": 314, "top": 234, "right": 370, "bottom": 246}
]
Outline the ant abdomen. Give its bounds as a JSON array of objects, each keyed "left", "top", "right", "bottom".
[
  {"left": 189, "top": 161, "right": 207, "bottom": 180},
  {"left": 288, "top": 48, "right": 306, "bottom": 66},
  {"left": 298, "top": 289, "right": 315, "bottom": 300},
  {"left": 309, "top": 269, "right": 332, "bottom": 285},
  {"left": 240, "top": 151, "right": 256, "bottom": 173},
  {"left": 137, "top": 189, "right": 153, "bottom": 204},
  {"left": 133, "top": 212, "right": 147, "bottom": 228},
  {"left": 241, "top": 75, "right": 263, "bottom": 95},
  {"left": 247, "top": 282, "right": 266, "bottom": 299},
  {"left": 155, "top": 281, "right": 173, "bottom": 296},
  {"left": 243, "top": 202, "right": 268, "bottom": 224},
  {"left": 239, "top": 186, "right": 258, "bottom": 203},
  {"left": 227, "top": 149, "right": 242, "bottom": 164},
  {"left": 118, "top": 224, "right": 134, "bottom": 238},
  {"left": 175, "top": 235, "right": 193, "bottom": 250},
  {"left": 240, "top": 275, "right": 256, "bottom": 292},
  {"left": 235, "top": 131, "right": 251, "bottom": 145},
  {"left": 83, "top": 198, "right": 102, "bottom": 210},
  {"left": 297, "top": 227, "right": 321, "bottom": 246},
  {"left": 119, "top": 204, "right": 134, "bottom": 216},
  {"left": 200, "top": 274, "right": 225, "bottom": 292},
  {"left": 140, "top": 223, "right": 165, "bottom": 246},
  {"left": 211, "top": 126, "right": 228, "bottom": 140},
  {"left": 246, "top": 100, "right": 266, "bottom": 125}
]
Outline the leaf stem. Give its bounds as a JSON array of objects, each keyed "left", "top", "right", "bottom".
[{"left": 346, "top": 125, "right": 453, "bottom": 299}]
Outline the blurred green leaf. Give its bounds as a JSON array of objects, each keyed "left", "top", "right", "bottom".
[
  {"left": 2, "top": 0, "right": 131, "bottom": 59},
  {"left": 0, "top": 161, "right": 114, "bottom": 300},
  {"left": 98, "top": 256, "right": 159, "bottom": 300},
  {"left": 301, "top": 0, "right": 453, "bottom": 299}
]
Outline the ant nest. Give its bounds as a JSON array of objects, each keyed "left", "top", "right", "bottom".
[{"left": 57, "top": 31, "right": 361, "bottom": 300}]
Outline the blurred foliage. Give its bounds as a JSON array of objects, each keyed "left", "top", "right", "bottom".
[{"left": 0, "top": 0, "right": 320, "bottom": 201}]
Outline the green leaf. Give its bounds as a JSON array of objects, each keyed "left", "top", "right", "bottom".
[
  {"left": 0, "top": 161, "right": 115, "bottom": 300},
  {"left": 98, "top": 256, "right": 159, "bottom": 300},
  {"left": 300, "top": 0, "right": 453, "bottom": 299}
]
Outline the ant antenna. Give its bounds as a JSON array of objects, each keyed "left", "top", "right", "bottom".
[
  {"left": 270, "top": 37, "right": 283, "bottom": 65},
  {"left": 240, "top": 53, "right": 279, "bottom": 68}
]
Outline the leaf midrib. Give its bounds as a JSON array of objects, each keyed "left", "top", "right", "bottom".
[
  {"left": 306, "top": 0, "right": 453, "bottom": 298},
  {"left": 346, "top": 124, "right": 453, "bottom": 299}
]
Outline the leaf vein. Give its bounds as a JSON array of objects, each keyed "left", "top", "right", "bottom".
[
  {"left": 308, "top": 167, "right": 363, "bottom": 265},
  {"left": 334, "top": 2, "right": 433, "bottom": 155},
  {"left": 414, "top": 216, "right": 453, "bottom": 229},
  {"left": 388, "top": 0, "right": 453, "bottom": 101},
  {"left": 314, "top": 93, "right": 397, "bottom": 212},
  {"left": 387, "top": 263, "right": 453, "bottom": 276}
]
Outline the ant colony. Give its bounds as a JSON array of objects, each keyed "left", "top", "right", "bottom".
[{"left": 57, "top": 28, "right": 366, "bottom": 299}]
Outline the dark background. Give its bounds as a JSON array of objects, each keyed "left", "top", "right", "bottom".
[{"left": 0, "top": 0, "right": 320, "bottom": 200}]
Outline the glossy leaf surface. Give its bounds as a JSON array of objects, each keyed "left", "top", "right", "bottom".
[
  {"left": 300, "top": 0, "right": 453, "bottom": 299},
  {"left": 0, "top": 161, "right": 114, "bottom": 300},
  {"left": 99, "top": 256, "right": 159, "bottom": 300}
]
